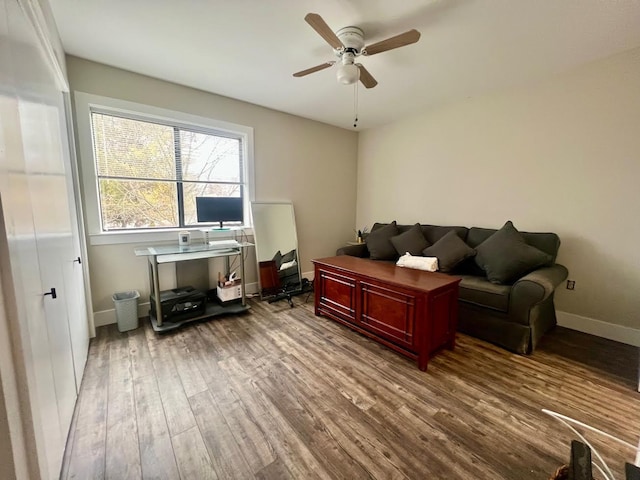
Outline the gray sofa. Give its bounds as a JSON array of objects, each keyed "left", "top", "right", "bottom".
[{"left": 336, "top": 222, "right": 568, "bottom": 354}]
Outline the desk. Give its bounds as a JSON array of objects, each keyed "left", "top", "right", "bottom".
[{"left": 134, "top": 242, "right": 253, "bottom": 332}]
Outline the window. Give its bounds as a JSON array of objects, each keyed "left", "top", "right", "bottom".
[
  {"left": 73, "top": 92, "right": 254, "bottom": 243},
  {"left": 91, "top": 111, "right": 244, "bottom": 231}
]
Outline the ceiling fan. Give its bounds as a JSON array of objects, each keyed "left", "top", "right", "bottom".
[{"left": 293, "top": 13, "right": 421, "bottom": 89}]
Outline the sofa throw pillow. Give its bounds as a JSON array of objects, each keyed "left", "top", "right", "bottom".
[
  {"left": 475, "top": 220, "right": 552, "bottom": 284},
  {"left": 371, "top": 222, "right": 388, "bottom": 232},
  {"left": 365, "top": 221, "right": 399, "bottom": 260},
  {"left": 390, "top": 223, "right": 430, "bottom": 256},
  {"left": 422, "top": 230, "right": 476, "bottom": 273}
]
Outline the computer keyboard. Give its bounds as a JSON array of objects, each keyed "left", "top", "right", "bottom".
[{"left": 208, "top": 239, "right": 239, "bottom": 248}]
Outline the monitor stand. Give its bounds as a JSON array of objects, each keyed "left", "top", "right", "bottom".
[{"left": 211, "top": 221, "right": 230, "bottom": 231}]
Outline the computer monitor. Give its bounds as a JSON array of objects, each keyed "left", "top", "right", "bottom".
[{"left": 195, "top": 196, "right": 243, "bottom": 229}]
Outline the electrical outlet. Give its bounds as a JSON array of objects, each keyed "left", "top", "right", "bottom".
[{"left": 566, "top": 280, "right": 575, "bottom": 290}]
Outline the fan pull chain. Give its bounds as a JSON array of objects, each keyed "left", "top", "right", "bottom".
[{"left": 353, "top": 81, "right": 359, "bottom": 128}]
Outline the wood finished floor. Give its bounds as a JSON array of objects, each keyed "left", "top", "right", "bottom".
[{"left": 61, "top": 298, "right": 640, "bottom": 480}]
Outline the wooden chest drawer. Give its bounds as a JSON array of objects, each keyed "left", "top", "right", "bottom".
[
  {"left": 316, "top": 268, "right": 357, "bottom": 323},
  {"left": 359, "top": 280, "right": 418, "bottom": 350}
]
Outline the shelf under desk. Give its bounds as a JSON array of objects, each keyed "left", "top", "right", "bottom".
[{"left": 134, "top": 242, "right": 254, "bottom": 332}]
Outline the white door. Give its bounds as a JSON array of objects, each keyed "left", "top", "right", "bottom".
[
  {"left": 59, "top": 96, "right": 90, "bottom": 390},
  {"left": 0, "top": 86, "right": 66, "bottom": 480},
  {"left": 20, "top": 98, "right": 78, "bottom": 436},
  {"left": 61, "top": 240, "right": 90, "bottom": 391},
  {"left": 0, "top": 0, "right": 90, "bottom": 477}
]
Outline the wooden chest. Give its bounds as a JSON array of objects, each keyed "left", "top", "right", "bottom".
[{"left": 313, "top": 256, "right": 460, "bottom": 370}]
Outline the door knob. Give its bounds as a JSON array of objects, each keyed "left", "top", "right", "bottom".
[
  {"left": 73, "top": 257, "right": 82, "bottom": 264},
  {"left": 43, "top": 288, "right": 57, "bottom": 299}
]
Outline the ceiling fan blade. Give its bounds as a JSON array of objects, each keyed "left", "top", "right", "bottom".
[
  {"left": 356, "top": 64, "right": 378, "bottom": 88},
  {"left": 304, "top": 13, "right": 344, "bottom": 50},
  {"left": 364, "top": 29, "right": 421, "bottom": 56},
  {"left": 293, "top": 62, "right": 335, "bottom": 77}
]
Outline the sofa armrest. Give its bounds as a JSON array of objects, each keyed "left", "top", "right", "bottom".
[
  {"left": 509, "top": 264, "right": 569, "bottom": 326},
  {"left": 336, "top": 243, "right": 369, "bottom": 257}
]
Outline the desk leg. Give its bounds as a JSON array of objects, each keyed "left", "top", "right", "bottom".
[
  {"left": 240, "top": 247, "right": 246, "bottom": 307},
  {"left": 150, "top": 256, "right": 162, "bottom": 326},
  {"left": 147, "top": 259, "right": 154, "bottom": 302}
]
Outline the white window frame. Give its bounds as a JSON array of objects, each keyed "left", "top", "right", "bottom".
[{"left": 73, "top": 92, "right": 254, "bottom": 245}]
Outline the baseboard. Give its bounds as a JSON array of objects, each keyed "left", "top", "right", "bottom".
[
  {"left": 245, "top": 281, "right": 259, "bottom": 295},
  {"left": 95, "top": 302, "right": 639, "bottom": 348},
  {"left": 556, "top": 311, "right": 640, "bottom": 347},
  {"left": 94, "top": 304, "right": 149, "bottom": 327},
  {"left": 302, "top": 270, "right": 314, "bottom": 281},
  {"left": 94, "top": 282, "right": 262, "bottom": 327}
]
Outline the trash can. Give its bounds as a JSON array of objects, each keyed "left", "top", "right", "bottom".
[{"left": 112, "top": 290, "right": 140, "bottom": 332}]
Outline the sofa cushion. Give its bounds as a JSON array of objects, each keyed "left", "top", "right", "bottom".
[
  {"left": 366, "top": 221, "right": 399, "bottom": 260},
  {"left": 475, "top": 221, "right": 552, "bottom": 284},
  {"left": 457, "top": 275, "right": 511, "bottom": 312},
  {"left": 422, "top": 230, "right": 476, "bottom": 273},
  {"left": 336, "top": 243, "right": 369, "bottom": 257},
  {"left": 391, "top": 223, "right": 430, "bottom": 255},
  {"left": 371, "top": 222, "right": 393, "bottom": 232},
  {"left": 420, "top": 225, "right": 469, "bottom": 244},
  {"left": 467, "top": 227, "right": 560, "bottom": 264},
  {"left": 453, "top": 256, "right": 487, "bottom": 277}
]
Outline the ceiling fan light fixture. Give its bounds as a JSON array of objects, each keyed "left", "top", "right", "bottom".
[
  {"left": 295, "top": 12, "right": 420, "bottom": 90},
  {"left": 336, "top": 63, "right": 360, "bottom": 85}
]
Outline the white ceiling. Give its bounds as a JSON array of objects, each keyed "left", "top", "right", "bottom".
[{"left": 49, "top": 0, "right": 640, "bottom": 130}]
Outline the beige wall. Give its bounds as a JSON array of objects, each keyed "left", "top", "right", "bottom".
[
  {"left": 357, "top": 47, "right": 640, "bottom": 331},
  {"left": 66, "top": 56, "right": 358, "bottom": 318}
]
